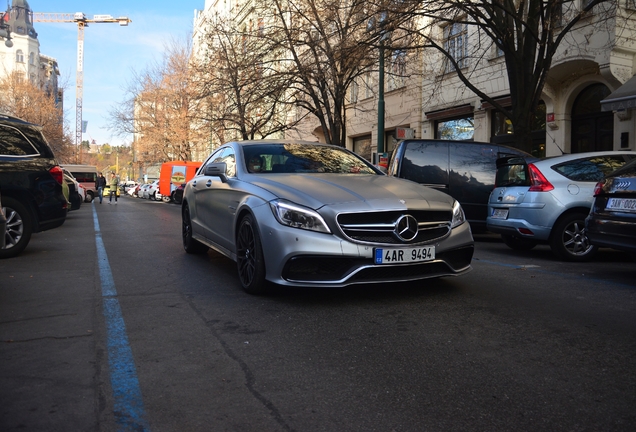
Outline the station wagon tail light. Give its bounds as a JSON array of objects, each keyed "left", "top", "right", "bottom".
[
  {"left": 270, "top": 200, "right": 331, "bottom": 233},
  {"left": 49, "top": 166, "right": 64, "bottom": 184},
  {"left": 593, "top": 180, "right": 605, "bottom": 196},
  {"left": 527, "top": 163, "right": 554, "bottom": 192}
]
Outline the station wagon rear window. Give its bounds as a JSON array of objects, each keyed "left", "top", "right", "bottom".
[{"left": 552, "top": 156, "right": 632, "bottom": 182}]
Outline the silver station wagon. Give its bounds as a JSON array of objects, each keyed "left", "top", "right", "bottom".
[{"left": 182, "top": 140, "right": 475, "bottom": 294}]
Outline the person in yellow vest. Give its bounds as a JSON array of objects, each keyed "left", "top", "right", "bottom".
[{"left": 108, "top": 172, "right": 119, "bottom": 204}]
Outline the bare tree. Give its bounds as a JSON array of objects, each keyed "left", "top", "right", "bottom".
[
  {"left": 109, "top": 37, "right": 210, "bottom": 165},
  {"left": 0, "top": 72, "right": 74, "bottom": 161},
  {"left": 193, "top": 13, "right": 302, "bottom": 141},
  {"left": 386, "top": 0, "right": 616, "bottom": 153},
  {"left": 264, "top": 0, "right": 382, "bottom": 146}
]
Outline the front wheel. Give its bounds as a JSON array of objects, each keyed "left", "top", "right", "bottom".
[
  {"left": 236, "top": 214, "right": 267, "bottom": 295},
  {"left": 85, "top": 192, "right": 94, "bottom": 203},
  {"left": 182, "top": 205, "right": 208, "bottom": 254},
  {"left": 549, "top": 212, "right": 597, "bottom": 262},
  {"left": 0, "top": 197, "right": 34, "bottom": 259}
]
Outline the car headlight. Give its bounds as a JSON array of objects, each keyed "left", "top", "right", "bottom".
[
  {"left": 270, "top": 200, "right": 331, "bottom": 233},
  {"left": 451, "top": 200, "right": 466, "bottom": 228}
]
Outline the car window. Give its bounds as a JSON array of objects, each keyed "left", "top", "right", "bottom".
[
  {"left": 495, "top": 157, "right": 530, "bottom": 187},
  {"left": 218, "top": 148, "right": 236, "bottom": 177},
  {"left": 0, "top": 124, "right": 39, "bottom": 156},
  {"left": 400, "top": 141, "right": 449, "bottom": 185},
  {"left": 552, "top": 156, "right": 631, "bottom": 182},
  {"left": 241, "top": 143, "right": 377, "bottom": 174},
  {"left": 199, "top": 147, "right": 226, "bottom": 175}
]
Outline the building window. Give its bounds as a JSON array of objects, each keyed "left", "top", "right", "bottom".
[
  {"left": 353, "top": 135, "right": 372, "bottom": 161},
  {"left": 350, "top": 80, "right": 359, "bottom": 103},
  {"left": 16, "top": 50, "right": 24, "bottom": 63},
  {"left": 29, "top": 52, "right": 35, "bottom": 65},
  {"left": 436, "top": 115, "right": 474, "bottom": 140},
  {"left": 443, "top": 22, "right": 468, "bottom": 71}
]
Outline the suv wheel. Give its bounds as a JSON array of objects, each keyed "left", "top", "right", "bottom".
[
  {"left": 85, "top": 192, "right": 94, "bottom": 203},
  {"left": 549, "top": 212, "right": 597, "bottom": 262},
  {"left": 501, "top": 234, "right": 538, "bottom": 250},
  {"left": 0, "top": 197, "right": 33, "bottom": 259}
]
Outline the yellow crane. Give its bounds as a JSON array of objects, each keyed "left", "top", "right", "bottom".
[{"left": 33, "top": 13, "right": 132, "bottom": 163}]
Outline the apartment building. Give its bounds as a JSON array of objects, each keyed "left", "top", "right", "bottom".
[
  {"left": 193, "top": 1, "right": 636, "bottom": 161},
  {"left": 0, "top": 0, "right": 62, "bottom": 106}
]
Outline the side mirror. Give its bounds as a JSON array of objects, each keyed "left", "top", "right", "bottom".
[{"left": 204, "top": 162, "right": 229, "bottom": 183}]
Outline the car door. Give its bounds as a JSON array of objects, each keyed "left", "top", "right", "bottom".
[
  {"left": 397, "top": 140, "right": 450, "bottom": 193},
  {"left": 191, "top": 147, "right": 238, "bottom": 251},
  {"left": 448, "top": 142, "right": 500, "bottom": 225},
  {"left": 191, "top": 148, "right": 225, "bottom": 241}
]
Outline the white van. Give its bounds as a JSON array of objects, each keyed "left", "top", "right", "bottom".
[{"left": 62, "top": 164, "right": 98, "bottom": 202}]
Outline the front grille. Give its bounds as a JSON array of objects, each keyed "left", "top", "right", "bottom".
[{"left": 337, "top": 210, "right": 451, "bottom": 245}]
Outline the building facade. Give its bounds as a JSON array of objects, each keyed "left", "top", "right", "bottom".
[
  {"left": 193, "top": 1, "right": 636, "bottom": 160},
  {"left": 0, "top": 0, "right": 62, "bottom": 108}
]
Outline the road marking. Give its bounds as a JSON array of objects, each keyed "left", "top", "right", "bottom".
[{"left": 93, "top": 205, "right": 150, "bottom": 431}]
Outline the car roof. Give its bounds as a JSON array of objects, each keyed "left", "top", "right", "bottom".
[{"left": 535, "top": 150, "right": 635, "bottom": 164}]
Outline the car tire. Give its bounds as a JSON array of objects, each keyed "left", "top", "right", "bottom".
[
  {"left": 549, "top": 212, "right": 597, "bottom": 262},
  {"left": 162, "top": 195, "right": 170, "bottom": 203},
  {"left": 501, "top": 234, "right": 538, "bottom": 251},
  {"left": 85, "top": 192, "right": 94, "bottom": 203},
  {"left": 182, "top": 205, "right": 208, "bottom": 254},
  {"left": 236, "top": 214, "right": 268, "bottom": 295},
  {"left": 0, "top": 197, "right": 33, "bottom": 259}
]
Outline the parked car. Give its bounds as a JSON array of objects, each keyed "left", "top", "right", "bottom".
[
  {"left": 0, "top": 114, "right": 67, "bottom": 258},
  {"left": 487, "top": 151, "right": 636, "bottom": 261},
  {"left": 146, "top": 180, "right": 160, "bottom": 200},
  {"left": 62, "top": 164, "right": 97, "bottom": 202},
  {"left": 137, "top": 183, "right": 151, "bottom": 199},
  {"left": 182, "top": 140, "right": 475, "bottom": 294},
  {"left": 172, "top": 183, "right": 186, "bottom": 204},
  {"left": 62, "top": 169, "right": 82, "bottom": 211},
  {"left": 388, "top": 139, "right": 532, "bottom": 231},
  {"left": 586, "top": 157, "right": 636, "bottom": 257}
]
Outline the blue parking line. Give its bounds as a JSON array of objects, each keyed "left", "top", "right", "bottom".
[{"left": 93, "top": 206, "right": 150, "bottom": 431}]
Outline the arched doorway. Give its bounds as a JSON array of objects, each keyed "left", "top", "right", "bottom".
[{"left": 571, "top": 83, "right": 613, "bottom": 153}]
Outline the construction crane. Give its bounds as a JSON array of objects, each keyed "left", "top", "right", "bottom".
[{"left": 33, "top": 12, "right": 132, "bottom": 163}]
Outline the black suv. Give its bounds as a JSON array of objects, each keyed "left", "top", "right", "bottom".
[
  {"left": 388, "top": 139, "right": 531, "bottom": 231},
  {"left": 0, "top": 115, "right": 68, "bottom": 258}
]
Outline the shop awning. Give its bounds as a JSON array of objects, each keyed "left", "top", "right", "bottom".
[{"left": 601, "top": 75, "right": 636, "bottom": 112}]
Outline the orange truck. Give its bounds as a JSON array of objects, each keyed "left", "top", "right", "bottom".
[{"left": 158, "top": 161, "right": 202, "bottom": 202}]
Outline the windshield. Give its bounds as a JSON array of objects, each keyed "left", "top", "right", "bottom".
[{"left": 243, "top": 143, "right": 378, "bottom": 175}]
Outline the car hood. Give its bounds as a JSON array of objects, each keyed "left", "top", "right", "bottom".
[{"left": 247, "top": 174, "right": 455, "bottom": 211}]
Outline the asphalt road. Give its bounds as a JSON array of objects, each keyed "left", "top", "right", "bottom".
[{"left": 1, "top": 196, "right": 635, "bottom": 431}]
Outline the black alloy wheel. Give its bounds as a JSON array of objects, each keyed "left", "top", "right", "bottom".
[
  {"left": 182, "top": 205, "right": 208, "bottom": 254},
  {"left": 236, "top": 214, "right": 267, "bottom": 295}
]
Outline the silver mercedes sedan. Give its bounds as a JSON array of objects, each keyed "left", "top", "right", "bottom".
[{"left": 182, "top": 140, "right": 474, "bottom": 294}]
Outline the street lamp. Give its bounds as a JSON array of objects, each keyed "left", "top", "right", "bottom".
[
  {"left": 368, "top": 12, "right": 392, "bottom": 158},
  {"left": 0, "top": 9, "right": 13, "bottom": 48}
]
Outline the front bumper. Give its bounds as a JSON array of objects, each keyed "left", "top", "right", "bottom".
[{"left": 254, "top": 203, "right": 475, "bottom": 288}]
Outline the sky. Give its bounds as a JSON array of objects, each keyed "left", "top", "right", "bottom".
[{"left": 30, "top": 0, "right": 205, "bottom": 146}]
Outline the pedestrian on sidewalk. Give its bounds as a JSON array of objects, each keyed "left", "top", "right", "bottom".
[
  {"left": 96, "top": 172, "right": 107, "bottom": 204},
  {"left": 108, "top": 171, "right": 119, "bottom": 204}
]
